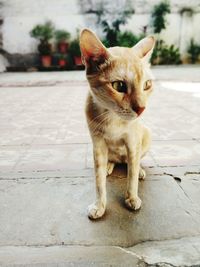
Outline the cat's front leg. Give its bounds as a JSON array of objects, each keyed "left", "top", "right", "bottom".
[
  {"left": 88, "top": 137, "right": 108, "bottom": 219},
  {"left": 124, "top": 140, "right": 142, "bottom": 211}
]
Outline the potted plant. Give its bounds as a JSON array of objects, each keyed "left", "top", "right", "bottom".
[
  {"left": 57, "top": 53, "right": 68, "bottom": 67},
  {"left": 187, "top": 39, "right": 200, "bottom": 63},
  {"left": 30, "top": 21, "right": 54, "bottom": 67},
  {"left": 117, "top": 31, "right": 144, "bottom": 47},
  {"left": 69, "top": 38, "right": 82, "bottom": 66},
  {"left": 55, "top": 30, "right": 71, "bottom": 53}
]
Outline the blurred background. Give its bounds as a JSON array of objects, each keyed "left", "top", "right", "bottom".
[{"left": 0, "top": 0, "right": 200, "bottom": 71}]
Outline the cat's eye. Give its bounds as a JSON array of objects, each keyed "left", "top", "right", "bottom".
[
  {"left": 112, "top": 81, "right": 127, "bottom": 93},
  {"left": 144, "top": 80, "right": 152, "bottom": 91}
]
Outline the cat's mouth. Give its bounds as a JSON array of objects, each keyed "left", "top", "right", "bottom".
[
  {"left": 115, "top": 106, "right": 145, "bottom": 120},
  {"left": 117, "top": 112, "right": 137, "bottom": 121},
  {"left": 117, "top": 109, "right": 145, "bottom": 121}
]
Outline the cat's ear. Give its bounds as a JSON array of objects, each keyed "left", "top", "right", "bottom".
[
  {"left": 133, "top": 36, "right": 155, "bottom": 61},
  {"left": 79, "top": 29, "right": 110, "bottom": 68}
]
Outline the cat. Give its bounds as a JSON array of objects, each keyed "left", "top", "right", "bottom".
[{"left": 79, "top": 29, "right": 155, "bottom": 219}]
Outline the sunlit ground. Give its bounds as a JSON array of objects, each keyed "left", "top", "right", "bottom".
[
  {"left": 0, "top": 68, "right": 200, "bottom": 266},
  {"left": 161, "top": 81, "right": 200, "bottom": 98}
]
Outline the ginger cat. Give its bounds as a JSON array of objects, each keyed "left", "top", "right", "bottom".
[{"left": 80, "top": 29, "right": 155, "bottom": 219}]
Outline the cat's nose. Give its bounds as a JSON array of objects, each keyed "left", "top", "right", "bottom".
[{"left": 132, "top": 106, "right": 145, "bottom": 116}]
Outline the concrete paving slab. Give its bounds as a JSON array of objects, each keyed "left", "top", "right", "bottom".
[
  {"left": 1, "top": 238, "right": 200, "bottom": 267},
  {"left": 0, "top": 128, "right": 39, "bottom": 146},
  {"left": 32, "top": 126, "right": 90, "bottom": 145},
  {"left": 0, "top": 146, "right": 28, "bottom": 172},
  {"left": 0, "top": 175, "right": 200, "bottom": 247},
  {"left": 150, "top": 165, "right": 200, "bottom": 178},
  {"left": 176, "top": 176, "right": 200, "bottom": 206},
  {"left": 14, "top": 144, "right": 87, "bottom": 172},
  {"left": 0, "top": 245, "right": 141, "bottom": 267},
  {"left": 0, "top": 169, "right": 95, "bottom": 180},
  {"left": 143, "top": 91, "right": 200, "bottom": 140},
  {"left": 0, "top": 66, "right": 200, "bottom": 87},
  {"left": 151, "top": 140, "right": 200, "bottom": 167},
  {"left": 129, "top": 236, "right": 200, "bottom": 267}
]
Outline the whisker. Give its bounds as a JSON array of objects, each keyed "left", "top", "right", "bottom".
[
  {"left": 91, "top": 115, "right": 109, "bottom": 133},
  {"left": 88, "top": 111, "right": 109, "bottom": 127},
  {"left": 91, "top": 114, "right": 110, "bottom": 136}
]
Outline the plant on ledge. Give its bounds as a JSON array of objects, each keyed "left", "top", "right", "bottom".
[
  {"left": 69, "top": 38, "right": 83, "bottom": 67},
  {"left": 151, "top": 40, "right": 181, "bottom": 65},
  {"left": 101, "top": 13, "right": 134, "bottom": 47},
  {"left": 117, "top": 31, "right": 144, "bottom": 47},
  {"left": 55, "top": 30, "right": 71, "bottom": 53},
  {"left": 57, "top": 53, "right": 68, "bottom": 67},
  {"left": 150, "top": 1, "right": 181, "bottom": 65},
  {"left": 187, "top": 39, "right": 200, "bottom": 64},
  {"left": 30, "top": 21, "right": 54, "bottom": 67}
]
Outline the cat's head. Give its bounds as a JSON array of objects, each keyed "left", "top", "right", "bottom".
[{"left": 80, "top": 29, "right": 155, "bottom": 120}]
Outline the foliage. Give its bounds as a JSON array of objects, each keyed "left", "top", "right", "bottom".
[
  {"left": 187, "top": 39, "right": 200, "bottom": 63},
  {"left": 100, "top": 9, "right": 134, "bottom": 47},
  {"left": 56, "top": 53, "right": 68, "bottom": 60},
  {"left": 55, "top": 30, "right": 71, "bottom": 43},
  {"left": 151, "top": 1, "right": 170, "bottom": 34},
  {"left": 117, "top": 31, "right": 144, "bottom": 47},
  {"left": 150, "top": 2, "right": 182, "bottom": 65},
  {"left": 30, "top": 21, "right": 54, "bottom": 55},
  {"left": 69, "top": 39, "right": 81, "bottom": 57},
  {"left": 151, "top": 40, "right": 181, "bottom": 65},
  {"left": 102, "top": 31, "right": 143, "bottom": 48},
  {"left": 30, "top": 21, "right": 54, "bottom": 42},
  {"left": 38, "top": 42, "right": 52, "bottom": 56}
]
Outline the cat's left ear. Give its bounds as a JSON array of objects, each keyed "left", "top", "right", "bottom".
[
  {"left": 133, "top": 36, "right": 155, "bottom": 61},
  {"left": 79, "top": 29, "right": 110, "bottom": 69}
]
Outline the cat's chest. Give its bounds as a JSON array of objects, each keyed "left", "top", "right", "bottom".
[
  {"left": 103, "top": 118, "right": 131, "bottom": 141},
  {"left": 102, "top": 118, "right": 140, "bottom": 163},
  {"left": 102, "top": 121, "right": 128, "bottom": 162}
]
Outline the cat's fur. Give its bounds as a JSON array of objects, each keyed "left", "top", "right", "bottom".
[{"left": 79, "top": 29, "right": 155, "bottom": 219}]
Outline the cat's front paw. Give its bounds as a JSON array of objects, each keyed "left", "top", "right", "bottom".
[
  {"left": 125, "top": 194, "right": 142, "bottom": 211},
  {"left": 88, "top": 202, "right": 106, "bottom": 219}
]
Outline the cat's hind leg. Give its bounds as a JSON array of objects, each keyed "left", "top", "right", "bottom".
[
  {"left": 107, "top": 162, "right": 115, "bottom": 175},
  {"left": 139, "top": 167, "right": 146, "bottom": 180},
  {"left": 141, "top": 126, "right": 152, "bottom": 158},
  {"left": 139, "top": 126, "right": 151, "bottom": 181}
]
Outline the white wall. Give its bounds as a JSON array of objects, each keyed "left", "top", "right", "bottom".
[
  {"left": 1, "top": 0, "right": 87, "bottom": 54},
  {"left": 1, "top": 0, "right": 200, "bottom": 55}
]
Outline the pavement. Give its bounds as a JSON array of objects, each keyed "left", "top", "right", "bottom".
[{"left": 0, "top": 65, "right": 200, "bottom": 267}]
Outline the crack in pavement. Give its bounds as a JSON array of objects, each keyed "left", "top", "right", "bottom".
[
  {"left": 120, "top": 248, "right": 179, "bottom": 266},
  {"left": 163, "top": 172, "right": 200, "bottom": 227},
  {"left": 163, "top": 172, "right": 182, "bottom": 182},
  {"left": 163, "top": 172, "right": 192, "bottom": 201},
  {"left": 1, "top": 237, "right": 200, "bottom": 267},
  {"left": 115, "top": 246, "right": 144, "bottom": 260}
]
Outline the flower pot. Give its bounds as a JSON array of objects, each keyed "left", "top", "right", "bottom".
[
  {"left": 59, "top": 59, "right": 67, "bottom": 67},
  {"left": 41, "top": 55, "right": 52, "bottom": 67},
  {"left": 58, "top": 42, "right": 69, "bottom": 53},
  {"left": 74, "top": 56, "right": 82, "bottom": 66}
]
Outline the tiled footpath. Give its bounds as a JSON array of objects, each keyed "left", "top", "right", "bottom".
[{"left": 0, "top": 66, "right": 200, "bottom": 266}]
